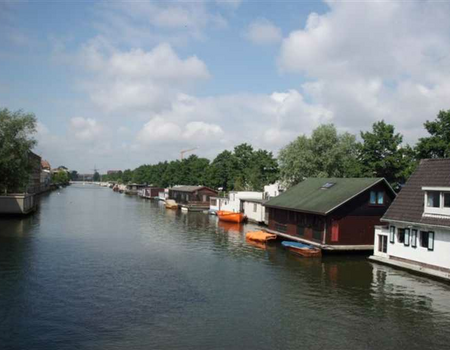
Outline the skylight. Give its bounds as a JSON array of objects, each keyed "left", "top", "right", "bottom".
[{"left": 321, "top": 182, "right": 335, "bottom": 189}]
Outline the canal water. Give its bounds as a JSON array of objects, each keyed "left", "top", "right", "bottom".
[{"left": 1, "top": 185, "right": 450, "bottom": 350}]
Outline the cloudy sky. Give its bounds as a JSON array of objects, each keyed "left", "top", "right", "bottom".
[{"left": 1, "top": 0, "right": 450, "bottom": 172}]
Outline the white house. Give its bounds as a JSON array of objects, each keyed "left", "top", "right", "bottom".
[
  {"left": 242, "top": 183, "right": 285, "bottom": 224},
  {"left": 209, "top": 191, "right": 263, "bottom": 213},
  {"left": 371, "top": 159, "right": 450, "bottom": 281}
]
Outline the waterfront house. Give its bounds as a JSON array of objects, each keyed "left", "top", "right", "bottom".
[
  {"left": 371, "top": 159, "right": 450, "bottom": 280},
  {"left": 27, "top": 152, "right": 42, "bottom": 194},
  {"left": 169, "top": 186, "right": 218, "bottom": 211},
  {"left": 40, "top": 159, "right": 52, "bottom": 193},
  {"left": 139, "top": 186, "right": 164, "bottom": 199},
  {"left": 212, "top": 191, "right": 264, "bottom": 213},
  {"left": 265, "top": 178, "right": 396, "bottom": 251},
  {"left": 241, "top": 183, "right": 285, "bottom": 224},
  {"left": 124, "top": 183, "right": 147, "bottom": 195}
]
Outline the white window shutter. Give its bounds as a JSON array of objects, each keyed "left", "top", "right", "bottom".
[{"left": 428, "top": 231, "right": 435, "bottom": 251}]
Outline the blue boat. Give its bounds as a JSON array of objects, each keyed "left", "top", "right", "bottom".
[{"left": 281, "top": 241, "right": 322, "bottom": 257}]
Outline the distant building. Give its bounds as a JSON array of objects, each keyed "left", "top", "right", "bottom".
[
  {"left": 371, "top": 159, "right": 450, "bottom": 281},
  {"left": 27, "top": 152, "right": 42, "bottom": 194},
  {"left": 40, "top": 159, "right": 52, "bottom": 193},
  {"left": 107, "top": 170, "right": 121, "bottom": 175},
  {"left": 78, "top": 174, "right": 94, "bottom": 181}
]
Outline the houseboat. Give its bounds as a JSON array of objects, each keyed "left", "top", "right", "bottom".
[
  {"left": 169, "top": 186, "right": 218, "bottom": 211},
  {"left": 371, "top": 159, "right": 450, "bottom": 281},
  {"left": 265, "top": 178, "right": 396, "bottom": 251},
  {"left": 124, "top": 184, "right": 147, "bottom": 195},
  {"left": 241, "top": 182, "right": 284, "bottom": 224},
  {"left": 138, "top": 187, "right": 164, "bottom": 199}
]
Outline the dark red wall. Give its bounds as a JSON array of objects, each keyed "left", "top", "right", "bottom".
[{"left": 267, "top": 182, "right": 395, "bottom": 246}]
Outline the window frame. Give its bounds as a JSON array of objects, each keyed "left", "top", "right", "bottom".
[{"left": 370, "top": 190, "right": 385, "bottom": 206}]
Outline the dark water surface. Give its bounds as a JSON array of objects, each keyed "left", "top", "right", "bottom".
[{"left": 1, "top": 185, "right": 450, "bottom": 350}]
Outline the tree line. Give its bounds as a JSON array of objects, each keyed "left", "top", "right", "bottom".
[
  {"left": 102, "top": 143, "right": 279, "bottom": 192},
  {"left": 102, "top": 110, "right": 450, "bottom": 191},
  {"left": 2, "top": 106, "right": 450, "bottom": 194}
]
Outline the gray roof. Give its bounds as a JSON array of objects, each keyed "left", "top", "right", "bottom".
[
  {"left": 169, "top": 186, "right": 217, "bottom": 193},
  {"left": 383, "top": 159, "right": 450, "bottom": 228},
  {"left": 240, "top": 198, "right": 267, "bottom": 204},
  {"left": 265, "top": 177, "right": 393, "bottom": 215}
]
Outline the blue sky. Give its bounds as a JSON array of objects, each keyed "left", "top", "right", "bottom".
[{"left": 1, "top": 0, "right": 450, "bottom": 172}]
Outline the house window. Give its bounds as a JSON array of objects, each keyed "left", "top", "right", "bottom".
[
  {"left": 370, "top": 191, "right": 384, "bottom": 205},
  {"left": 312, "top": 229, "right": 322, "bottom": 241},
  {"left": 211, "top": 199, "right": 217, "bottom": 206},
  {"left": 420, "top": 231, "right": 429, "bottom": 248},
  {"left": 397, "top": 228, "right": 405, "bottom": 244},
  {"left": 389, "top": 226, "right": 395, "bottom": 243},
  {"left": 427, "top": 191, "right": 440, "bottom": 208},
  {"left": 378, "top": 235, "right": 387, "bottom": 253},
  {"left": 411, "top": 229, "right": 417, "bottom": 248},
  {"left": 297, "top": 225, "right": 305, "bottom": 237},
  {"left": 444, "top": 193, "right": 450, "bottom": 208},
  {"left": 404, "top": 228, "right": 410, "bottom": 246},
  {"left": 253, "top": 203, "right": 257, "bottom": 212}
]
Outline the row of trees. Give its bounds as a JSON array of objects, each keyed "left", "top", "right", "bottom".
[
  {"left": 279, "top": 110, "right": 450, "bottom": 189},
  {"left": 103, "top": 110, "right": 450, "bottom": 191},
  {"left": 102, "top": 144, "right": 279, "bottom": 191},
  {"left": 2, "top": 105, "right": 449, "bottom": 194}
]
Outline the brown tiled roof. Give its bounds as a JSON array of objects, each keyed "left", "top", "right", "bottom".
[
  {"left": 382, "top": 159, "right": 450, "bottom": 227},
  {"left": 41, "top": 159, "right": 51, "bottom": 170}
]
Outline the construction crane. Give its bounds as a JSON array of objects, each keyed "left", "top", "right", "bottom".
[{"left": 180, "top": 147, "right": 198, "bottom": 160}]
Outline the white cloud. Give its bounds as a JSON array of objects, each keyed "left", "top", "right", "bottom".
[
  {"left": 183, "top": 121, "right": 224, "bottom": 140},
  {"left": 134, "top": 89, "right": 332, "bottom": 159},
  {"left": 93, "top": 1, "right": 228, "bottom": 46},
  {"left": 78, "top": 39, "right": 210, "bottom": 113},
  {"left": 245, "top": 18, "right": 282, "bottom": 45},
  {"left": 69, "top": 117, "right": 105, "bottom": 142},
  {"left": 279, "top": 0, "right": 450, "bottom": 142}
]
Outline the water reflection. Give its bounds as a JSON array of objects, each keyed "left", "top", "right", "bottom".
[{"left": 1, "top": 186, "right": 450, "bottom": 350}]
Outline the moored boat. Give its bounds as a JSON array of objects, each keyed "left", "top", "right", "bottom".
[
  {"left": 217, "top": 210, "right": 246, "bottom": 223},
  {"left": 245, "top": 231, "right": 277, "bottom": 243},
  {"left": 281, "top": 241, "right": 322, "bottom": 257},
  {"left": 165, "top": 199, "right": 178, "bottom": 210}
]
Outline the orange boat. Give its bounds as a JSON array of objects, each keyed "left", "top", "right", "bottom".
[
  {"left": 165, "top": 199, "right": 178, "bottom": 210},
  {"left": 217, "top": 210, "right": 246, "bottom": 223},
  {"left": 245, "top": 231, "right": 277, "bottom": 243}
]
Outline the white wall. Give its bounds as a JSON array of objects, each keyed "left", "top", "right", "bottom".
[
  {"left": 222, "top": 191, "right": 263, "bottom": 213},
  {"left": 374, "top": 223, "right": 450, "bottom": 270},
  {"left": 243, "top": 201, "right": 265, "bottom": 223},
  {"left": 264, "top": 183, "right": 284, "bottom": 199}
]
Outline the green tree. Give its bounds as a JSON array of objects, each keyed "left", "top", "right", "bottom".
[
  {"left": 122, "top": 169, "right": 133, "bottom": 184},
  {"left": 70, "top": 170, "right": 79, "bottom": 181},
  {"left": 93, "top": 171, "right": 100, "bottom": 182},
  {"left": 52, "top": 170, "right": 70, "bottom": 185},
  {"left": 416, "top": 110, "right": 450, "bottom": 158},
  {"left": 278, "top": 124, "right": 360, "bottom": 187},
  {"left": 359, "top": 120, "right": 414, "bottom": 187},
  {"left": 0, "top": 108, "right": 37, "bottom": 194},
  {"left": 207, "top": 150, "right": 237, "bottom": 191}
]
